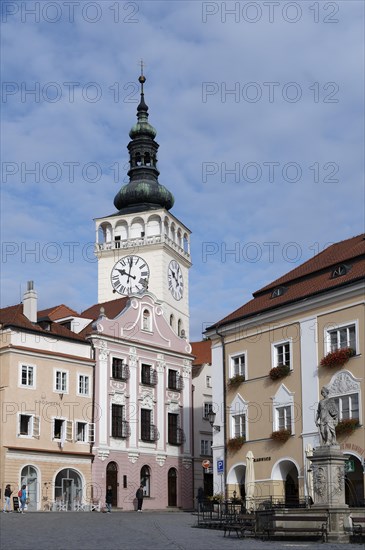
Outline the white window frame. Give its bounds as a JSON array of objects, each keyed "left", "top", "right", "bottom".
[
  {"left": 142, "top": 309, "right": 152, "bottom": 332},
  {"left": 232, "top": 413, "right": 246, "bottom": 439},
  {"left": 17, "top": 413, "right": 40, "bottom": 438},
  {"left": 324, "top": 321, "right": 358, "bottom": 354},
  {"left": 229, "top": 394, "right": 248, "bottom": 440},
  {"left": 230, "top": 352, "right": 246, "bottom": 378},
  {"left": 275, "top": 405, "right": 292, "bottom": 431},
  {"left": 77, "top": 373, "right": 90, "bottom": 397},
  {"left": 52, "top": 418, "right": 72, "bottom": 441},
  {"left": 205, "top": 375, "right": 212, "bottom": 388},
  {"left": 200, "top": 439, "right": 213, "bottom": 456},
  {"left": 272, "top": 339, "right": 292, "bottom": 370},
  {"left": 75, "top": 420, "right": 89, "bottom": 443},
  {"left": 54, "top": 369, "right": 68, "bottom": 394},
  {"left": 203, "top": 402, "right": 213, "bottom": 419},
  {"left": 334, "top": 393, "right": 359, "bottom": 422},
  {"left": 272, "top": 384, "right": 295, "bottom": 434},
  {"left": 19, "top": 363, "right": 36, "bottom": 389}
]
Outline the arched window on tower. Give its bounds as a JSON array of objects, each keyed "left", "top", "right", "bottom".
[
  {"left": 177, "top": 319, "right": 184, "bottom": 338},
  {"left": 142, "top": 309, "right": 151, "bottom": 331},
  {"left": 136, "top": 153, "right": 142, "bottom": 167},
  {"left": 170, "top": 314, "right": 175, "bottom": 331},
  {"left": 144, "top": 152, "right": 151, "bottom": 166}
]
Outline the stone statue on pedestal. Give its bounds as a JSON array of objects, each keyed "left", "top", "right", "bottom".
[{"left": 315, "top": 386, "right": 338, "bottom": 446}]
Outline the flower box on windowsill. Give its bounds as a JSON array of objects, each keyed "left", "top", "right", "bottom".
[
  {"left": 209, "top": 493, "right": 224, "bottom": 503},
  {"left": 320, "top": 347, "right": 355, "bottom": 368},
  {"left": 335, "top": 418, "right": 360, "bottom": 436},
  {"left": 271, "top": 429, "right": 291, "bottom": 443},
  {"left": 228, "top": 374, "right": 245, "bottom": 387},
  {"left": 269, "top": 365, "right": 290, "bottom": 381},
  {"left": 227, "top": 436, "right": 245, "bottom": 452}
]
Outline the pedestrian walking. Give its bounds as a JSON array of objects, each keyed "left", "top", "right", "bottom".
[
  {"left": 196, "top": 487, "right": 204, "bottom": 512},
  {"left": 136, "top": 485, "right": 144, "bottom": 512},
  {"left": 3, "top": 484, "right": 12, "bottom": 512},
  {"left": 18, "top": 485, "right": 27, "bottom": 513},
  {"left": 105, "top": 486, "right": 113, "bottom": 513}
]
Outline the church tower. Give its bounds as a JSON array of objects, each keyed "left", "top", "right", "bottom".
[{"left": 95, "top": 72, "right": 191, "bottom": 338}]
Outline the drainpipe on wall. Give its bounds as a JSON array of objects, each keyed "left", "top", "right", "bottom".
[
  {"left": 215, "top": 326, "right": 227, "bottom": 500},
  {"left": 88, "top": 338, "right": 96, "bottom": 500}
]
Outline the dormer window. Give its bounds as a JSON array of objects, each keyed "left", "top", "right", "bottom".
[
  {"left": 331, "top": 264, "right": 351, "bottom": 279},
  {"left": 271, "top": 286, "right": 287, "bottom": 299}
]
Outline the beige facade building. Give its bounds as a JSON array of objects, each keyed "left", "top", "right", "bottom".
[
  {"left": 0, "top": 283, "right": 95, "bottom": 511},
  {"left": 206, "top": 234, "right": 365, "bottom": 507}
]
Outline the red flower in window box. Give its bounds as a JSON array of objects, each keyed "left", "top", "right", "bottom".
[
  {"left": 228, "top": 374, "right": 245, "bottom": 387},
  {"left": 335, "top": 418, "right": 359, "bottom": 436},
  {"left": 271, "top": 429, "right": 291, "bottom": 442},
  {"left": 269, "top": 365, "right": 290, "bottom": 381},
  {"left": 320, "top": 347, "right": 355, "bottom": 368},
  {"left": 227, "top": 436, "right": 245, "bottom": 452}
]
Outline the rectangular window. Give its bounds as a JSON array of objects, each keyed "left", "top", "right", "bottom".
[
  {"left": 78, "top": 375, "right": 89, "bottom": 396},
  {"left": 328, "top": 324, "right": 356, "bottom": 353},
  {"left": 18, "top": 414, "right": 39, "bottom": 437},
  {"left": 75, "top": 421, "right": 88, "bottom": 442},
  {"left": 334, "top": 394, "right": 359, "bottom": 421},
  {"left": 203, "top": 402, "right": 213, "bottom": 419},
  {"left": 112, "top": 357, "right": 129, "bottom": 380},
  {"left": 111, "top": 404, "right": 125, "bottom": 438},
  {"left": 276, "top": 405, "right": 292, "bottom": 431},
  {"left": 233, "top": 414, "right": 246, "bottom": 438},
  {"left": 206, "top": 375, "right": 212, "bottom": 388},
  {"left": 141, "top": 408, "right": 152, "bottom": 441},
  {"left": 55, "top": 370, "right": 67, "bottom": 392},
  {"left": 200, "top": 439, "right": 212, "bottom": 456},
  {"left": 53, "top": 418, "right": 64, "bottom": 439},
  {"left": 168, "top": 413, "right": 182, "bottom": 445},
  {"left": 21, "top": 365, "right": 34, "bottom": 387},
  {"left": 274, "top": 342, "right": 290, "bottom": 367},
  {"left": 141, "top": 364, "right": 157, "bottom": 385},
  {"left": 231, "top": 354, "right": 245, "bottom": 377}
]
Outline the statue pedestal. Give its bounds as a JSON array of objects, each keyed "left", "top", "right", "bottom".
[{"left": 311, "top": 445, "right": 350, "bottom": 542}]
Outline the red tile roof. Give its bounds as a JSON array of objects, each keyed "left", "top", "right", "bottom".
[
  {"left": 0, "top": 303, "right": 87, "bottom": 342},
  {"left": 37, "top": 304, "right": 79, "bottom": 321},
  {"left": 191, "top": 340, "right": 212, "bottom": 366},
  {"left": 210, "top": 234, "right": 365, "bottom": 329},
  {"left": 80, "top": 297, "right": 129, "bottom": 321}
]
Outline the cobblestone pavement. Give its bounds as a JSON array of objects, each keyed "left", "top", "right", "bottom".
[{"left": 0, "top": 511, "right": 361, "bottom": 550}]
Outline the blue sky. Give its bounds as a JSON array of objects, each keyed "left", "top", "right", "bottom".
[{"left": 1, "top": 1, "right": 364, "bottom": 341}]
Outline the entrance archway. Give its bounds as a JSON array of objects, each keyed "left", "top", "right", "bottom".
[
  {"left": 344, "top": 454, "right": 364, "bottom": 506},
  {"left": 106, "top": 462, "right": 118, "bottom": 507},
  {"left": 168, "top": 468, "right": 177, "bottom": 506},
  {"left": 54, "top": 468, "right": 82, "bottom": 510},
  {"left": 21, "top": 465, "right": 38, "bottom": 511}
]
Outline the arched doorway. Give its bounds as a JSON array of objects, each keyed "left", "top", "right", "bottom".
[
  {"left": 106, "top": 462, "right": 118, "bottom": 507},
  {"left": 54, "top": 468, "right": 82, "bottom": 510},
  {"left": 168, "top": 468, "right": 177, "bottom": 507},
  {"left": 344, "top": 455, "right": 364, "bottom": 506},
  {"left": 21, "top": 465, "right": 38, "bottom": 511},
  {"left": 285, "top": 471, "right": 299, "bottom": 507}
]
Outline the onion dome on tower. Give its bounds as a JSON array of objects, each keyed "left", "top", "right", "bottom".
[{"left": 113, "top": 72, "right": 175, "bottom": 213}]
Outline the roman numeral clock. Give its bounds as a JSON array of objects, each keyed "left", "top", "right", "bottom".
[
  {"left": 111, "top": 256, "right": 150, "bottom": 295},
  {"left": 94, "top": 72, "right": 191, "bottom": 338}
]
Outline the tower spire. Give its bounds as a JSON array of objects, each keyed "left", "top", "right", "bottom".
[{"left": 113, "top": 69, "right": 174, "bottom": 213}]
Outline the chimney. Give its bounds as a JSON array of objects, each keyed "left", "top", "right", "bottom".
[{"left": 23, "top": 281, "right": 38, "bottom": 323}]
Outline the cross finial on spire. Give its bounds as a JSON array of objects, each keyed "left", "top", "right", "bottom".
[{"left": 138, "top": 59, "right": 146, "bottom": 93}]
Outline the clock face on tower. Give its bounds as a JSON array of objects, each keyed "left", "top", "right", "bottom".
[
  {"left": 168, "top": 260, "right": 184, "bottom": 301},
  {"left": 111, "top": 255, "right": 150, "bottom": 295}
]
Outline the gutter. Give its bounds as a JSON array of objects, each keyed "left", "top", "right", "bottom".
[{"left": 215, "top": 325, "right": 228, "bottom": 500}]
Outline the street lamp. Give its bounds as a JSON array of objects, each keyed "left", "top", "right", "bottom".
[{"left": 207, "top": 410, "right": 220, "bottom": 432}]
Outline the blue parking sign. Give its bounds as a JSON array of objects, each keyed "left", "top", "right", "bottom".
[{"left": 217, "top": 459, "right": 224, "bottom": 474}]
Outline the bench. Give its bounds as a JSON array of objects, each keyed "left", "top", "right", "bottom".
[
  {"left": 347, "top": 516, "right": 365, "bottom": 542},
  {"left": 264, "top": 514, "right": 328, "bottom": 542},
  {"left": 223, "top": 514, "right": 256, "bottom": 538}
]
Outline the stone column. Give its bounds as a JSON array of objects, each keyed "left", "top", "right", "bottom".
[{"left": 311, "top": 445, "right": 351, "bottom": 542}]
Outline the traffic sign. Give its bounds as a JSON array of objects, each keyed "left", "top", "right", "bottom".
[
  {"left": 217, "top": 459, "right": 224, "bottom": 474},
  {"left": 202, "top": 459, "right": 211, "bottom": 469}
]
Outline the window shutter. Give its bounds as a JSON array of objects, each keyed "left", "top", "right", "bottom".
[
  {"left": 66, "top": 420, "right": 73, "bottom": 442},
  {"left": 33, "top": 416, "right": 40, "bottom": 438},
  {"left": 88, "top": 423, "right": 95, "bottom": 443}
]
